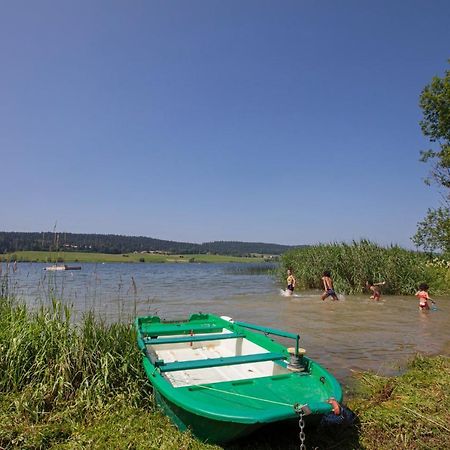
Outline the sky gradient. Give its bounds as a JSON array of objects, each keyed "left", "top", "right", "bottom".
[{"left": 1, "top": 0, "right": 449, "bottom": 247}]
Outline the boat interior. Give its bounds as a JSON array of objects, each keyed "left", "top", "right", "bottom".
[{"left": 146, "top": 330, "right": 294, "bottom": 387}]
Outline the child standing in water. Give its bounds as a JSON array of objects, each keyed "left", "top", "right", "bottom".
[
  {"left": 321, "top": 271, "right": 339, "bottom": 301},
  {"left": 286, "top": 268, "right": 296, "bottom": 295},
  {"left": 415, "top": 283, "right": 435, "bottom": 311},
  {"left": 366, "top": 281, "right": 385, "bottom": 301}
]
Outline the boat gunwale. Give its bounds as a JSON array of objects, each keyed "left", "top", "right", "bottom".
[{"left": 135, "top": 313, "right": 342, "bottom": 424}]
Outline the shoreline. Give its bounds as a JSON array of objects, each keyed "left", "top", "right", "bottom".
[
  {"left": 0, "top": 296, "right": 449, "bottom": 449},
  {"left": 1, "top": 250, "right": 273, "bottom": 264}
]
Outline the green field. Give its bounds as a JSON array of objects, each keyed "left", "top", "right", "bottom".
[{"left": 1, "top": 251, "right": 269, "bottom": 264}]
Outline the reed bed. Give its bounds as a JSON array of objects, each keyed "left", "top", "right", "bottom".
[
  {"left": 224, "top": 262, "right": 278, "bottom": 275},
  {"left": 0, "top": 295, "right": 218, "bottom": 449},
  {"left": 281, "top": 240, "right": 450, "bottom": 295}
]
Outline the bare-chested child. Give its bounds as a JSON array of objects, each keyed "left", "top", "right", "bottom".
[
  {"left": 286, "top": 268, "right": 296, "bottom": 296},
  {"left": 366, "top": 280, "right": 385, "bottom": 301},
  {"left": 321, "top": 271, "right": 339, "bottom": 301}
]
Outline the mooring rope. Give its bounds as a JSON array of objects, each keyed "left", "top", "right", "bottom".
[{"left": 197, "top": 384, "right": 294, "bottom": 407}]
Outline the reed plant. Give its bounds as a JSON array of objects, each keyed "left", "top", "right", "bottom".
[
  {"left": 281, "top": 240, "right": 450, "bottom": 295},
  {"left": 224, "top": 263, "right": 278, "bottom": 275},
  {"left": 0, "top": 295, "right": 218, "bottom": 449},
  {"left": 0, "top": 296, "right": 148, "bottom": 417}
]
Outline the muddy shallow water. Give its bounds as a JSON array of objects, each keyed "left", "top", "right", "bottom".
[{"left": 5, "top": 262, "right": 449, "bottom": 383}]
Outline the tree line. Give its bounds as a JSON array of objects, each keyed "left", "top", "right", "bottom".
[{"left": 0, "top": 231, "right": 295, "bottom": 257}]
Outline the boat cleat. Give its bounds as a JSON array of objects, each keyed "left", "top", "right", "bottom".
[{"left": 287, "top": 347, "right": 306, "bottom": 372}]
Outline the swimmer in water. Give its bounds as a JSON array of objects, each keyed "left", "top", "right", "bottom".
[
  {"left": 366, "top": 280, "right": 385, "bottom": 301},
  {"left": 415, "top": 283, "right": 436, "bottom": 311}
]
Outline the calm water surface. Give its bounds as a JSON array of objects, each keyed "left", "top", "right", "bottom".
[{"left": 4, "top": 262, "right": 449, "bottom": 383}]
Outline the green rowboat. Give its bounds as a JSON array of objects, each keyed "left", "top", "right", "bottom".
[{"left": 135, "top": 313, "right": 343, "bottom": 444}]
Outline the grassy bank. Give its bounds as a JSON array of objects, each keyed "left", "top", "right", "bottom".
[
  {"left": 0, "top": 295, "right": 218, "bottom": 450},
  {"left": 1, "top": 296, "right": 448, "bottom": 449},
  {"left": 1, "top": 251, "right": 269, "bottom": 264},
  {"left": 346, "top": 354, "right": 450, "bottom": 449},
  {"left": 281, "top": 240, "right": 450, "bottom": 295}
]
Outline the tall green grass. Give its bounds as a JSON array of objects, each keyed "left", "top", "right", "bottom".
[
  {"left": 281, "top": 240, "right": 450, "bottom": 295},
  {"left": 0, "top": 295, "right": 148, "bottom": 417},
  {"left": 0, "top": 295, "right": 218, "bottom": 449},
  {"left": 224, "top": 263, "right": 278, "bottom": 275}
]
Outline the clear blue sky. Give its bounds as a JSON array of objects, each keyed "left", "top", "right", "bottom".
[{"left": 1, "top": 0, "right": 449, "bottom": 247}]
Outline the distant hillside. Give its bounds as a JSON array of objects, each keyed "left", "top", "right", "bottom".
[
  {"left": 0, "top": 232, "right": 298, "bottom": 256},
  {"left": 199, "top": 241, "right": 294, "bottom": 256}
]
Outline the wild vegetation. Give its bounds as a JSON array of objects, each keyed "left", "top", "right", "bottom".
[
  {"left": 413, "top": 62, "right": 450, "bottom": 255},
  {"left": 0, "top": 290, "right": 448, "bottom": 449},
  {"left": 0, "top": 295, "right": 217, "bottom": 450},
  {"left": 347, "top": 354, "right": 450, "bottom": 450},
  {"left": 281, "top": 240, "right": 450, "bottom": 295}
]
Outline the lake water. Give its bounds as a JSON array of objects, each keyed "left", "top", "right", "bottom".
[{"left": 3, "top": 262, "right": 449, "bottom": 384}]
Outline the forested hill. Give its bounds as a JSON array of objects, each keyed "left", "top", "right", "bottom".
[{"left": 0, "top": 232, "right": 297, "bottom": 256}]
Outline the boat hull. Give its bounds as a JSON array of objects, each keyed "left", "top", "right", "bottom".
[
  {"left": 136, "top": 313, "right": 343, "bottom": 444},
  {"left": 155, "top": 390, "right": 261, "bottom": 443}
]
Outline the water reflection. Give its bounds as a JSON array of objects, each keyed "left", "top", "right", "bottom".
[{"left": 3, "top": 262, "right": 449, "bottom": 383}]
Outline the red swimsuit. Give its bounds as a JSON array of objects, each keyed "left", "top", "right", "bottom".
[{"left": 416, "top": 290, "right": 429, "bottom": 309}]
